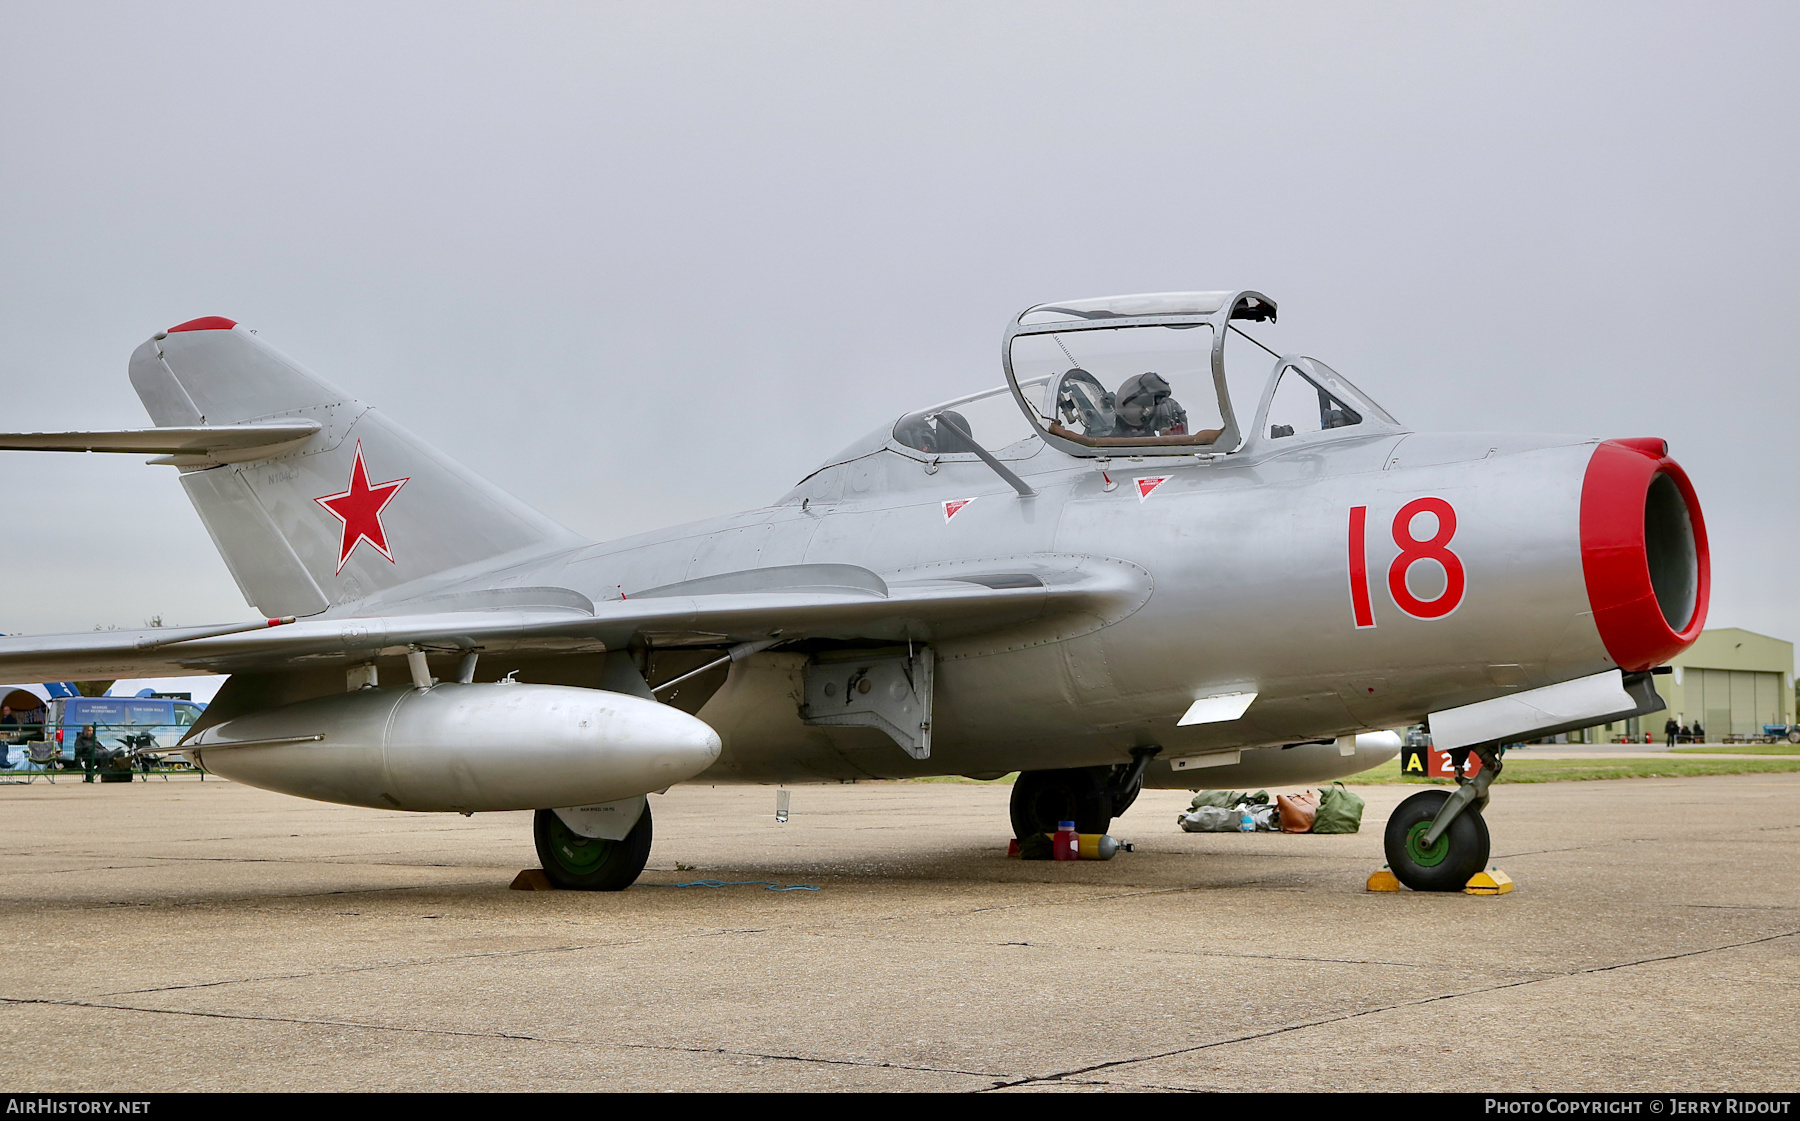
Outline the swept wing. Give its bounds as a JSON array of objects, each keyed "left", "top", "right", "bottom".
[{"left": 0, "top": 559, "right": 1149, "bottom": 682}]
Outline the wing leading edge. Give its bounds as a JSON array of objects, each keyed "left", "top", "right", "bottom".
[{"left": 0, "top": 557, "right": 1152, "bottom": 682}]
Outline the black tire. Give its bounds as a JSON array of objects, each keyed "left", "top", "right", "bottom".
[
  {"left": 1010, "top": 768, "right": 1113, "bottom": 838},
  {"left": 1383, "top": 789, "right": 1490, "bottom": 892},
  {"left": 533, "top": 802, "right": 653, "bottom": 891}
]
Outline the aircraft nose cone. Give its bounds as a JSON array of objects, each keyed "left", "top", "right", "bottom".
[{"left": 1579, "top": 438, "right": 1709, "bottom": 671}]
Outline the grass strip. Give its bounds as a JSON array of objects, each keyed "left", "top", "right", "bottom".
[
  {"left": 901, "top": 757, "right": 1800, "bottom": 786},
  {"left": 1341, "top": 756, "right": 1800, "bottom": 785},
  {"left": 1671, "top": 744, "right": 1800, "bottom": 756}
]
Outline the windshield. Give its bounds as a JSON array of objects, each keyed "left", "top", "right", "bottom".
[
  {"left": 1008, "top": 323, "right": 1226, "bottom": 448},
  {"left": 893, "top": 379, "right": 1047, "bottom": 459},
  {"left": 1257, "top": 358, "right": 1399, "bottom": 443}
]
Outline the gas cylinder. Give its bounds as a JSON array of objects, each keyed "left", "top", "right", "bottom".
[{"left": 1077, "top": 834, "right": 1124, "bottom": 860}]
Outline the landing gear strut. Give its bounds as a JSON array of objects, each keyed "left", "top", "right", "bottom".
[
  {"left": 1383, "top": 743, "right": 1501, "bottom": 891},
  {"left": 1010, "top": 747, "right": 1159, "bottom": 837},
  {"left": 533, "top": 803, "right": 654, "bottom": 890}
]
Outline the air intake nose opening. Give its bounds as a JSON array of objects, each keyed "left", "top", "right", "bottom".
[
  {"left": 1644, "top": 472, "right": 1698, "bottom": 633},
  {"left": 1580, "top": 440, "right": 1710, "bottom": 672}
]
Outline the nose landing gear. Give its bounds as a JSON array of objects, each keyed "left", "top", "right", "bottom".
[{"left": 1383, "top": 743, "right": 1501, "bottom": 891}]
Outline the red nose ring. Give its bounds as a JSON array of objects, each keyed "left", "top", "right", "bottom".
[{"left": 1579, "top": 438, "right": 1709, "bottom": 672}]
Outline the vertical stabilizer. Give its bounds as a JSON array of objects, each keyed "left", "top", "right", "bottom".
[{"left": 132, "top": 318, "right": 585, "bottom": 617}]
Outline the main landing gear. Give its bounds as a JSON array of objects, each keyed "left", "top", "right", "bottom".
[
  {"left": 1010, "top": 747, "right": 1160, "bottom": 837},
  {"left": 1383, "top": 743, "right": 1501, "bottom": 891},
  {"left": 533, "top": 803, "right": 654, "bottom": 890}
]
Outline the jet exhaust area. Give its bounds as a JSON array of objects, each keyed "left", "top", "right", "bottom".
[{"left": 1, "top": 776, "right": 1793, "bottom": 1093}]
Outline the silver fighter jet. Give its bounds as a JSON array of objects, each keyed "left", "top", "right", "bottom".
[{"left": 0, "top": 292, "right": 1709, "bottom": 891}]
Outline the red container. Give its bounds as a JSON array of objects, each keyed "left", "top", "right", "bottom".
[{"left": 1052, "top": 821, "right": 1080, "bottom": 862}]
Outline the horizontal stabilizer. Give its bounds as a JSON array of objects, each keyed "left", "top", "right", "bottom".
[{"left": 0, "top": 422, "right": 321, "bottom": 464}]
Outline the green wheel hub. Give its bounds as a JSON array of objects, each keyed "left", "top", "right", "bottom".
[
  {"left": 1404, "top": 819, "right": 1450, "bottom": 867},
  {"left": 532, "top": 805, "right": 654, "bottom": 891},
  {"left": 546, "top": 815, "right": 609, "bottom": 875},
  {"left": 1384, "top": 789, "right": 1491, "bottom": 892}
]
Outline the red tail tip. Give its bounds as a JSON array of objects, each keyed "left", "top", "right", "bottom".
[{"left": 168, "top": 316, "right": 239, "bottom": 333}]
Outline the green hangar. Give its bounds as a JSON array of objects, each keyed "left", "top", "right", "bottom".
[{"left": 1661, "top": 628, "right": 1795, "bottom": 739}]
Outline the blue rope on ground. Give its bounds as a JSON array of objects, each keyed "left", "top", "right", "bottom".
[{"left": 647, "top": 879, "right": 820, "bottom": 892}]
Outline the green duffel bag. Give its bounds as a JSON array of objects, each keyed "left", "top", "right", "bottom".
[
  {"left": 1189, "top": 789, "right": 1270, "bottom": 810},
  {"left": 1311, "top": 782, "right": 1366, "bottom": 834},
  {"left": 1189, "top": 790, "right": 1240, "bottom": 810}
]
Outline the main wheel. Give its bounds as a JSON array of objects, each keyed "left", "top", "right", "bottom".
[
  {"left": 533, "top": 803, "right": 653, "bottom": 891},
  {"left": 1383, "top": 789, "right": 1490, "bottom": 892},
  {"left": 1010, "top": 768, "right": 1113, "bottom": 837}
]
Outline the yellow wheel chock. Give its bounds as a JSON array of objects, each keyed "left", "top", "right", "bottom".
[
  {"left": 1463, "top": 867, "right": 1514, "bottom": 895},
  {"left": 1364, "top": 865, "right": 1513, "bottom": 893},
  {"left": 1365, "top": 868, "right": 1400, "bottom": 891}
]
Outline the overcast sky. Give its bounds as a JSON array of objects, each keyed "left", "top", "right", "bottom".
[{"left": 1, "top": 2, "right": 1795, "bottom": 654}]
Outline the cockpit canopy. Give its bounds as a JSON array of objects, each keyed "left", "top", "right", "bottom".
[
  {"left": 1011, "top": 320, "right": 1227, "bottom": 449},
  {"left": 863, "top": 289, "right": 1399, "bottom": 484},
  {"left": 1003, "top": 289, "right": 1395, "bottom": 458}
]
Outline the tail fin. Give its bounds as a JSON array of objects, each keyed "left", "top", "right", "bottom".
[{"left": 132, "top": 317, "right": 585, "bottom": 618}]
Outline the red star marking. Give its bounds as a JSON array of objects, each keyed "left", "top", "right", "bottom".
[{"left": 314, "top": 442, "right": 409, "bottom": 574}]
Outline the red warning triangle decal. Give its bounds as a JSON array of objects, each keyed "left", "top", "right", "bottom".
[
  {"left": 943, "top": 497, "right": 977, "bottom": 522},
  {"left": 1135, "top": 476, "right": 1169, "bottom": 502}
]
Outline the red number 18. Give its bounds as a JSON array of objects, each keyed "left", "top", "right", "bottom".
[{"left": 1348, "top": 498, "right": 1466, "bottom": 627}]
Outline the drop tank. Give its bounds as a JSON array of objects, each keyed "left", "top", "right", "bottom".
[{"left": 186, "top": 682, "right": 721, "bottom": 813}]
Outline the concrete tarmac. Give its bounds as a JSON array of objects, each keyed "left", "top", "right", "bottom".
[{"left": 1, "top": 774, "right": 1796, "bottom": 1092}]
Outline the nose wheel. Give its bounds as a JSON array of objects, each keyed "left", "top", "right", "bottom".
[
  {"left": 1383, "top": 789, "right": 1491, "bottom": 891},
  {"left": 1383, "top": 743, "right": 1501, "bottom": 891}
]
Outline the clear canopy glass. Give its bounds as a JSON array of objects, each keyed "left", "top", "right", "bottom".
[
  {"left": 1008, "top": 323, "right": 1227, "bottom": 448},
  {"left": 1258, "top": 359, "right": 1399, "bottom": 443}
]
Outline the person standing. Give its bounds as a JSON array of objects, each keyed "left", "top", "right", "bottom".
[
  {"left": 0, "top": 705, "right": 22, "bottom": 768},
  {"left": 1664, "top": 716, "right": 1679, "bottom": 747}
]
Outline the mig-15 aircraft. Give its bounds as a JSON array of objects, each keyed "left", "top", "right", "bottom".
[{"left": 0, "top": 291, "right": 1708, "bottom": 892}]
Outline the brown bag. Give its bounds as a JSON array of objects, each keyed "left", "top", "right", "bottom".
[{"left": 1277, "top": 791, "right": 1319, "bottom": 834}]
